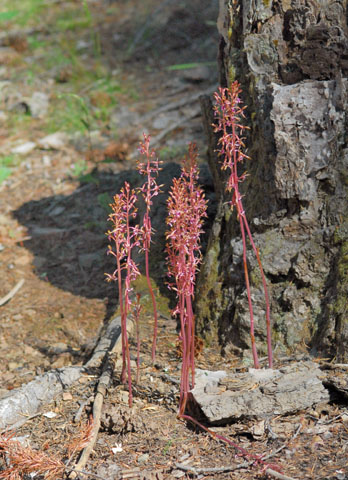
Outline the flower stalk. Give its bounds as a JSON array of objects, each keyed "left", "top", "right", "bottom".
[
  {"left": 213, "top": 82, "right": 273, "bottom": 368},
  {"left": 166, "top": 144, "right": 208, "bottom": 414},
  {"left": 106, "top": 182, "right": 141, "bottom": 406},
  {"left": 133, "top": 293, "right": 142, "bottom": 384},
  {"left": 137, "top": 133, "right": 162, "bottom": 362}
]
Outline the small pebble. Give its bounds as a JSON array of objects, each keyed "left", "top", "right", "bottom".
[
  {"left": 120, "top": 391, "right": 129, "bottom": 404},
  {"left": 137, "top": 453, "right": 149, "bottom": 464},
  {"left": 62, "top": 392, "right": 73, "bottom": 401}
]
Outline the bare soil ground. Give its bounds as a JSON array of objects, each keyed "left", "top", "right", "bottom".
[{"left": 0, "top": 1, "right": 347, "bottom": 479}]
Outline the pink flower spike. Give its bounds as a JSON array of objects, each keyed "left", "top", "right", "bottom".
[
  {"left": 166, "top": 143, "right": 208, "bottom": 414},
  {"left": 137, "top": 134, "right": 163, "bottom": 362},
  {"left": 106, "top": 181, "right": 142, "bottom": 406},
  {"left": 213, "top": 82, "right": 273, "bottom": 369}
]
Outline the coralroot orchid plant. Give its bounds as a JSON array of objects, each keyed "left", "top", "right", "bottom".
[
  {"left": 137, "top": 134, "right": 163, "bottom": 362},
  {"left": 105, "top": 126, "right": 278, "bottom": 474},
  {"left": 163, "top": 144, "right": 279, "bottom": 473},
  {"left": 213, "top": 82, "right": 273, "bottom": 368},
  {"left": 166, "top": 143, "right": 208, "bottom": 415},
  {"left": 106, "top": 182, "right": 142, "bottom": 406}
]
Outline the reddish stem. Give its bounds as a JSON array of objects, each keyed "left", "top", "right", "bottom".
[
  {"left": 179, "top": 293, "right": 188, "bottom": 415},
  {"left": 179, "top": 414, "right": 281, "bottom": 473},
  {"left": 134, "top": 295, "right": 141, "bottom": 384},
  {"left": 214, "top": 84, "right": 273, "bottom": 369},
  {"left": 239, "top": 210, "right": 259, "bottom": 369},
  {"left": 243, "top": 218, "right": 273, "bottom": 368},
  {"left": 123, "top": 298, "right": 133, "bottom": 407},
  {"left": 137, "top": 134, "right": 161, "bottom": 362},
  {"left": 115, "top": 243, "right": 127, "bottom": 384},
  {"left": 124, "top": 205, "right": 134, "bottom": 407},
  {"left": 143, "top": 219, "right": 158, "bottom": 363},
  {"left": 185, "top": 294, "right": 195, "bottom": 387},
  {"left": 232, "top": 117, "right": 259, "bottom": 369},
  {"left": 107, "top": 182, "right": 141, "bottom": 406}
]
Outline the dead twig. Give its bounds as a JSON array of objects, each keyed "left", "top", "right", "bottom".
[
  {"left": 73, "top": 397, "right": 93, "bottom": 424},
  {"left": 141, "top": 85, "right": 216, "bottom": 121},
  {"left": 65, "top": 466, "right": 108, "bottom": 480},
  {"left": 175, "top": 462, "right": 243, "bottom": 475},
  {"left": 69, "top": 358, "right": 114, "bottom": 479},
  {"left": 0, "top": 279, "right": 24, "bottom": 306},
  {"left": 0, "top": 412, "right": 42, "bottom": 434},
  {"left": 264, "top": 468, "right": 298, "bottom": 480},
  {"left": 175, "top": 463, "right": 298, "bottom": 480},
  {"left": 0, "top": 316, "right": 124, "bottom": 431},
  {"left": 320, "top": 362, "right": 348, "bottom": 370},
  {"left": 70, "top": 318, "right": 134, "bottom": 478},
  {"left": 261, "top": 424, "right": 302, "bottom": 460},
  {"left": 149, "top": 107, "right": 200, "bottom": 147},
  {"left": 175, "top": 424, "right": 302, "bottom": 478}
]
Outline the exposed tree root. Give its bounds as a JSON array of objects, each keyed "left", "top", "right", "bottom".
[
  {"left": 69, "top": 358, "right": 114, "bottom": 479},
  {"left": 70, "top": 316, "right": 133, "bottom": 478},
  {"left": 0, "top": 315, "right": 125, "bottom": 431}
]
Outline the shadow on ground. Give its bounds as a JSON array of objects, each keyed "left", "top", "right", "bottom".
[{"left": 14, "top": 163, "right": 216, "bottom": 320}]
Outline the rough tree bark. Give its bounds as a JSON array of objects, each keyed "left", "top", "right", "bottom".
[{"left": 196, "top": 0, "right": 348, "bottom": 362}]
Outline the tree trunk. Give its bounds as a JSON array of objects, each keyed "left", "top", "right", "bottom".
[{"left": 196, "top": 0, "right": 348, "bottom": 362}]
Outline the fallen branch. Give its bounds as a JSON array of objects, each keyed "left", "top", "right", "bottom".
[
  {"left": 175, "top": 463, "right": 298, "bottom": 480},
  {"left": 0, "top": 366, "right": 83, "bottom": 430},
  {"left": 69, "top": 359, "right": 113, "bottom": 479},
  {"left": 150, "top": 106, "right": 200, "bottom": 147},
  {"left": 70, "top": 317, "right": 134, "bottom": 478},
  {"left": 85, "top": 315, "right": 123, "bottom": 368},
  {"left": 264, "top": 468, "right": 298, "bottom": 480},
  {"left": 190, "top": 364, "right": 329, "bottom": 423},
  {"left": 0, "top": 315, "right": 125, "bottom": 431},
  {"left": 141, "top": 85, "right": 216, "bottom": 121},
  {"left": 0, "top": 279, "right": 24, "bottom": 306},
  {"left": 320, "top": 362, "right": 348, "bottom": 370}
]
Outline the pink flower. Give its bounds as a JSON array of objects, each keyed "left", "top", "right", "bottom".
[
  {"left": 166, "top": 143, "right": 208, "bottom": 414},
  {"left": 213, "top": 82, "right": 273, "bottom": 369}
]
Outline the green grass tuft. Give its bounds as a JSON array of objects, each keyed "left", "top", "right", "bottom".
[{"left": 0, "top": 155, "right": 19, "bottom": 185}]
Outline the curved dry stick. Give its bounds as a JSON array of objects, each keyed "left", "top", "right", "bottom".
[
  {"left": 0, "top": 279, "right": 25, "bottom": 307},
  {"left": 70, "top": 318, "right": 134, "bottom": 479},
  {"left": 69, "top": 359, "right": 113, "bottom": 479},
  {"left": 175, "top": 462, "right": 297, "bottom": 480},
  {"left": 264, "top": 468, "right": 298, "bottom": 480}
]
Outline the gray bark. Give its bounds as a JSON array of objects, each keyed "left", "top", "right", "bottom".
[
  {"left": 196, "top": 0, "right": 348, "bottom": 361},
  {"left": 0, "top": 316, "right": 126, "bottom": 430},
  {"left": 190, "top": 362, "right": 329, "bottom": 424}
]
